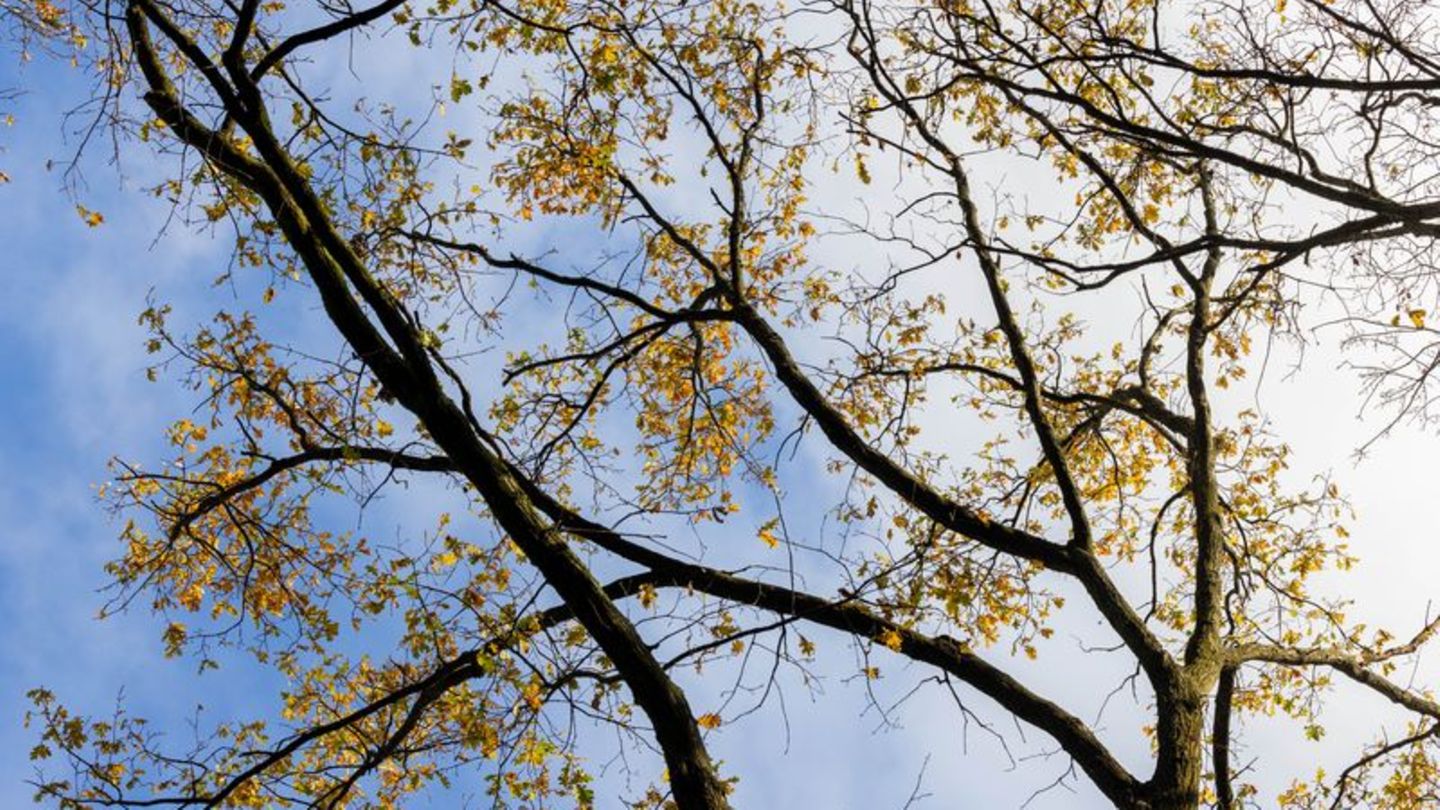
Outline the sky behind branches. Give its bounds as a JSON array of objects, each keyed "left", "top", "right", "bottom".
[{"left": 5, "top": 17, "right": 1440, "bottom": 808}]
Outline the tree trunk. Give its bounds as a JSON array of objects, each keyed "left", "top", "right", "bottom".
[{"left": 1147, "top": 682, "right": 1209, "bottom": 808}]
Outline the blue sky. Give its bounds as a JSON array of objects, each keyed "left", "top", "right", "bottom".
[
  {"left": 0, "top": 53, "right": 292, "bottom": 802},
  {"left": 7, "top": 16, "right": 1440, "bottom": 809},
  {"left": 0, "top": 54, "right": 1002, "bottom": 808},
  {"left": 0, "top": 51, "right": 1115, "bottom": 807}
]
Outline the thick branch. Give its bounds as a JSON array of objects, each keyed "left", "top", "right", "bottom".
[{"left": 124, "top": 9, "right": 730, "bottom": 805}]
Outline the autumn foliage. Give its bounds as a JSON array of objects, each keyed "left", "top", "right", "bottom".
[{"left": 13, "top": 0, "right": 1440, "bottom": 806}]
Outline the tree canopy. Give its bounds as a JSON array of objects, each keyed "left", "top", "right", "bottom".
[{"left": 12, "top": 0, "right": 1440, "bottom": 806}]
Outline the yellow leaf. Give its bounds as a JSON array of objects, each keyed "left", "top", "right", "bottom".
[
  {"left": 1409, "top": 309, "right": 1427, "bottom": 329},
  {"left": 162, "top": 622, "right": 187, "bottom": 657},
  {"left": 178, "top": 582, "right": 205, "bottom": 611},
  {"left": 76, "top": 204, "right": 104, "bottom": 227},
  {"left": 375, "top": 419, "right": 394, "bottom": 437},
  {"left": 697, "top": 712, "right": 722, "bottom": 730},
  {"left": 757, "top": 517, "right": 781, "bottom": 549},
  {"left": 854, "top": 153, "right": 872, "bottom": 185}
]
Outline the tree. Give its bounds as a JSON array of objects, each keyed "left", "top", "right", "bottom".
[{"left": 14, "top": 0, "right": 1440, "bottom": 805}]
